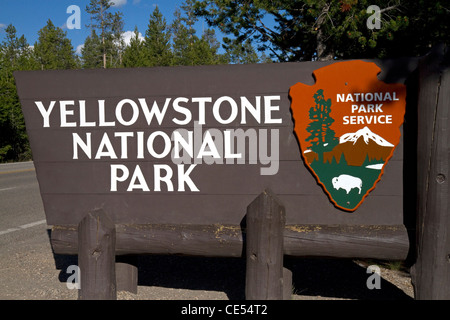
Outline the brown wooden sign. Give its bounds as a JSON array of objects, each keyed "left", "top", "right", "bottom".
[
  {"left": 15, "top": 61, "right": 413, "bottom": 228},
  {"left": 14, "top": 46, "right": 450, "bottom": 300}
]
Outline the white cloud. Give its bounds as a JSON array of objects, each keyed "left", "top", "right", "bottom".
[
  {"left": 76, "top": 44, "right": 84, "bottom": 55},
  {"left": 0, "top": 23, "right": 6, "bottom": 30},
  {"left": 121, "top": 30, "right": 144, "bottom": 46},
  {"left": 132, "top": 0, "right": 141, "bottom": 4},
  {"left": 109, "top": 0, "right": 127, "bottom": 7}
]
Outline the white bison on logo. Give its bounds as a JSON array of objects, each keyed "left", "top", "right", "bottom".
[{"left": 332, "top": 174, "right": 362, "bottom": 194}]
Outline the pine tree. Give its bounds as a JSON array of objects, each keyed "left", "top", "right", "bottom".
[
  {"left": 196, "top": 28, "right": 225, "bottom": 65},
  {"left": 81, "top": 29, "right": 103, "bottom": 69},
  {"left": 1, "top": 24, "right": 36, "bottom": 69},
  {"left": 171, "top": 8, "right": 195, "bottom": 66},
  {"left": 362, "top": 154, "right": 371, "bottom": 167},
  {"left": 305, "top": 89, "right": 339, "bottom": 163},
  {"left": 85, "top": 0, "right": 124, "bottom": 68},
  {"left": 122, "top": 27, "right": 146, "bottom": 67},
  {"left": 0, "top": 25, "right": 35, "bottom": 161},
  {"left": 171, "top": 1, "right": 225, "bottom": 66},
  {"left": 110, "top": 12, "right": 125, "bottom": 67},
  {"left": 143, "top": 6, "right": 172, "bottom": 67},
  {"left": 338, "top": 152, "right": 347, "bottom": 166},
  {"left": 223, "top": 38, "right": 260, "bottom": 64},
  {"left": 34, "top": 19, "right": 77, "bottom": 70}
]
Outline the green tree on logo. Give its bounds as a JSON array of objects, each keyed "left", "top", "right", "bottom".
[{"left": 306, "top": 89, "right": 339, "bottom": 163}]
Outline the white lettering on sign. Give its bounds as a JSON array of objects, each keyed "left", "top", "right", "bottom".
[
  {"left": 35, "top": 96, "right": 282, "bottom": 128},
  {"left": 336, "top": 92, "right": 399, "bottom": 102},
  {"left": 342, "top": 115, "right": 393, "bottom": 125},
  {"left": 35, "top": 101, "right": 55, "bottom": 127},
  {"left": 35, "top": 95, "right": 282, "bottom": 193},
  {"left": 337, "top": 91, "right": 399, "bottom": 126}
]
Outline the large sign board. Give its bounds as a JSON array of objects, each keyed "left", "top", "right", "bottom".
[{"left": 15, "top": 61, "right": 411, "bottom": 227}]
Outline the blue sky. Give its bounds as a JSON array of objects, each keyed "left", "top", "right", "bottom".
[{"left": 0, "top": 0, "right": 219, "bottom": 55}]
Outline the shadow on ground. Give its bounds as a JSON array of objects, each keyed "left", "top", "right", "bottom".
[{"left": 53, "top": 253, "right": 412, "bottom": 300}]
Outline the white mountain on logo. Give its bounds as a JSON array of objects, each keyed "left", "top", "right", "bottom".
[
  {"left": 339, "top": 126, "right": 394, "bottom": 147},
  {"left": 303, "top": 126, "right": 395, "bottom": 167}
]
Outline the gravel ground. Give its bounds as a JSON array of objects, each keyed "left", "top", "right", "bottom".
[{"left": 0, "top": 223, "right": 414, "bottom": 300}]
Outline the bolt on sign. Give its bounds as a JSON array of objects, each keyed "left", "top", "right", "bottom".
[
  {"left": 290, "top": 60, "right": 406, "bottom": 211},
  {"left": 14, "top": 61, "right": 412, "bottom": 229}
]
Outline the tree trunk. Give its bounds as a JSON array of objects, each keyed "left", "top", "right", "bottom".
[
  {"left": 315, "top": 4, "right": 334, "bottom": 61},
  {"left": 316, "top": 28, "right": 334, "bottom": 61}
]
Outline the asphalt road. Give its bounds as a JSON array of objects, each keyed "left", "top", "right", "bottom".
[
  {"left": 0, "top": 161, "right": 414, "bottom": 300},
  {"left": 0, "top": 161, "right": 45, "bottom": 234},
  {"left": 0, "top": 161, "right": 73, "bottom": 299}
]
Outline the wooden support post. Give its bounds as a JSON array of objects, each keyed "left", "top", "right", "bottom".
[
  {"left": 411, "top": 44, "right": 450, "bottom": 299},
  {"left": 245, "top": 189, "right": 288, "bottom": 300},
  {"left": 116, "top": 256, "right": 138, "bottom": 294},
  {"left": 78, "top": 209, "right": 116, "bottom": 300},
  {"left": 283, "top": 267, "right": 293, "bottom": 300}
]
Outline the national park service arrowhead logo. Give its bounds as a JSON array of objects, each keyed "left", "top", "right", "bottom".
[{"left": 289, "top": 60, "right": 406, "bottom": 212}]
